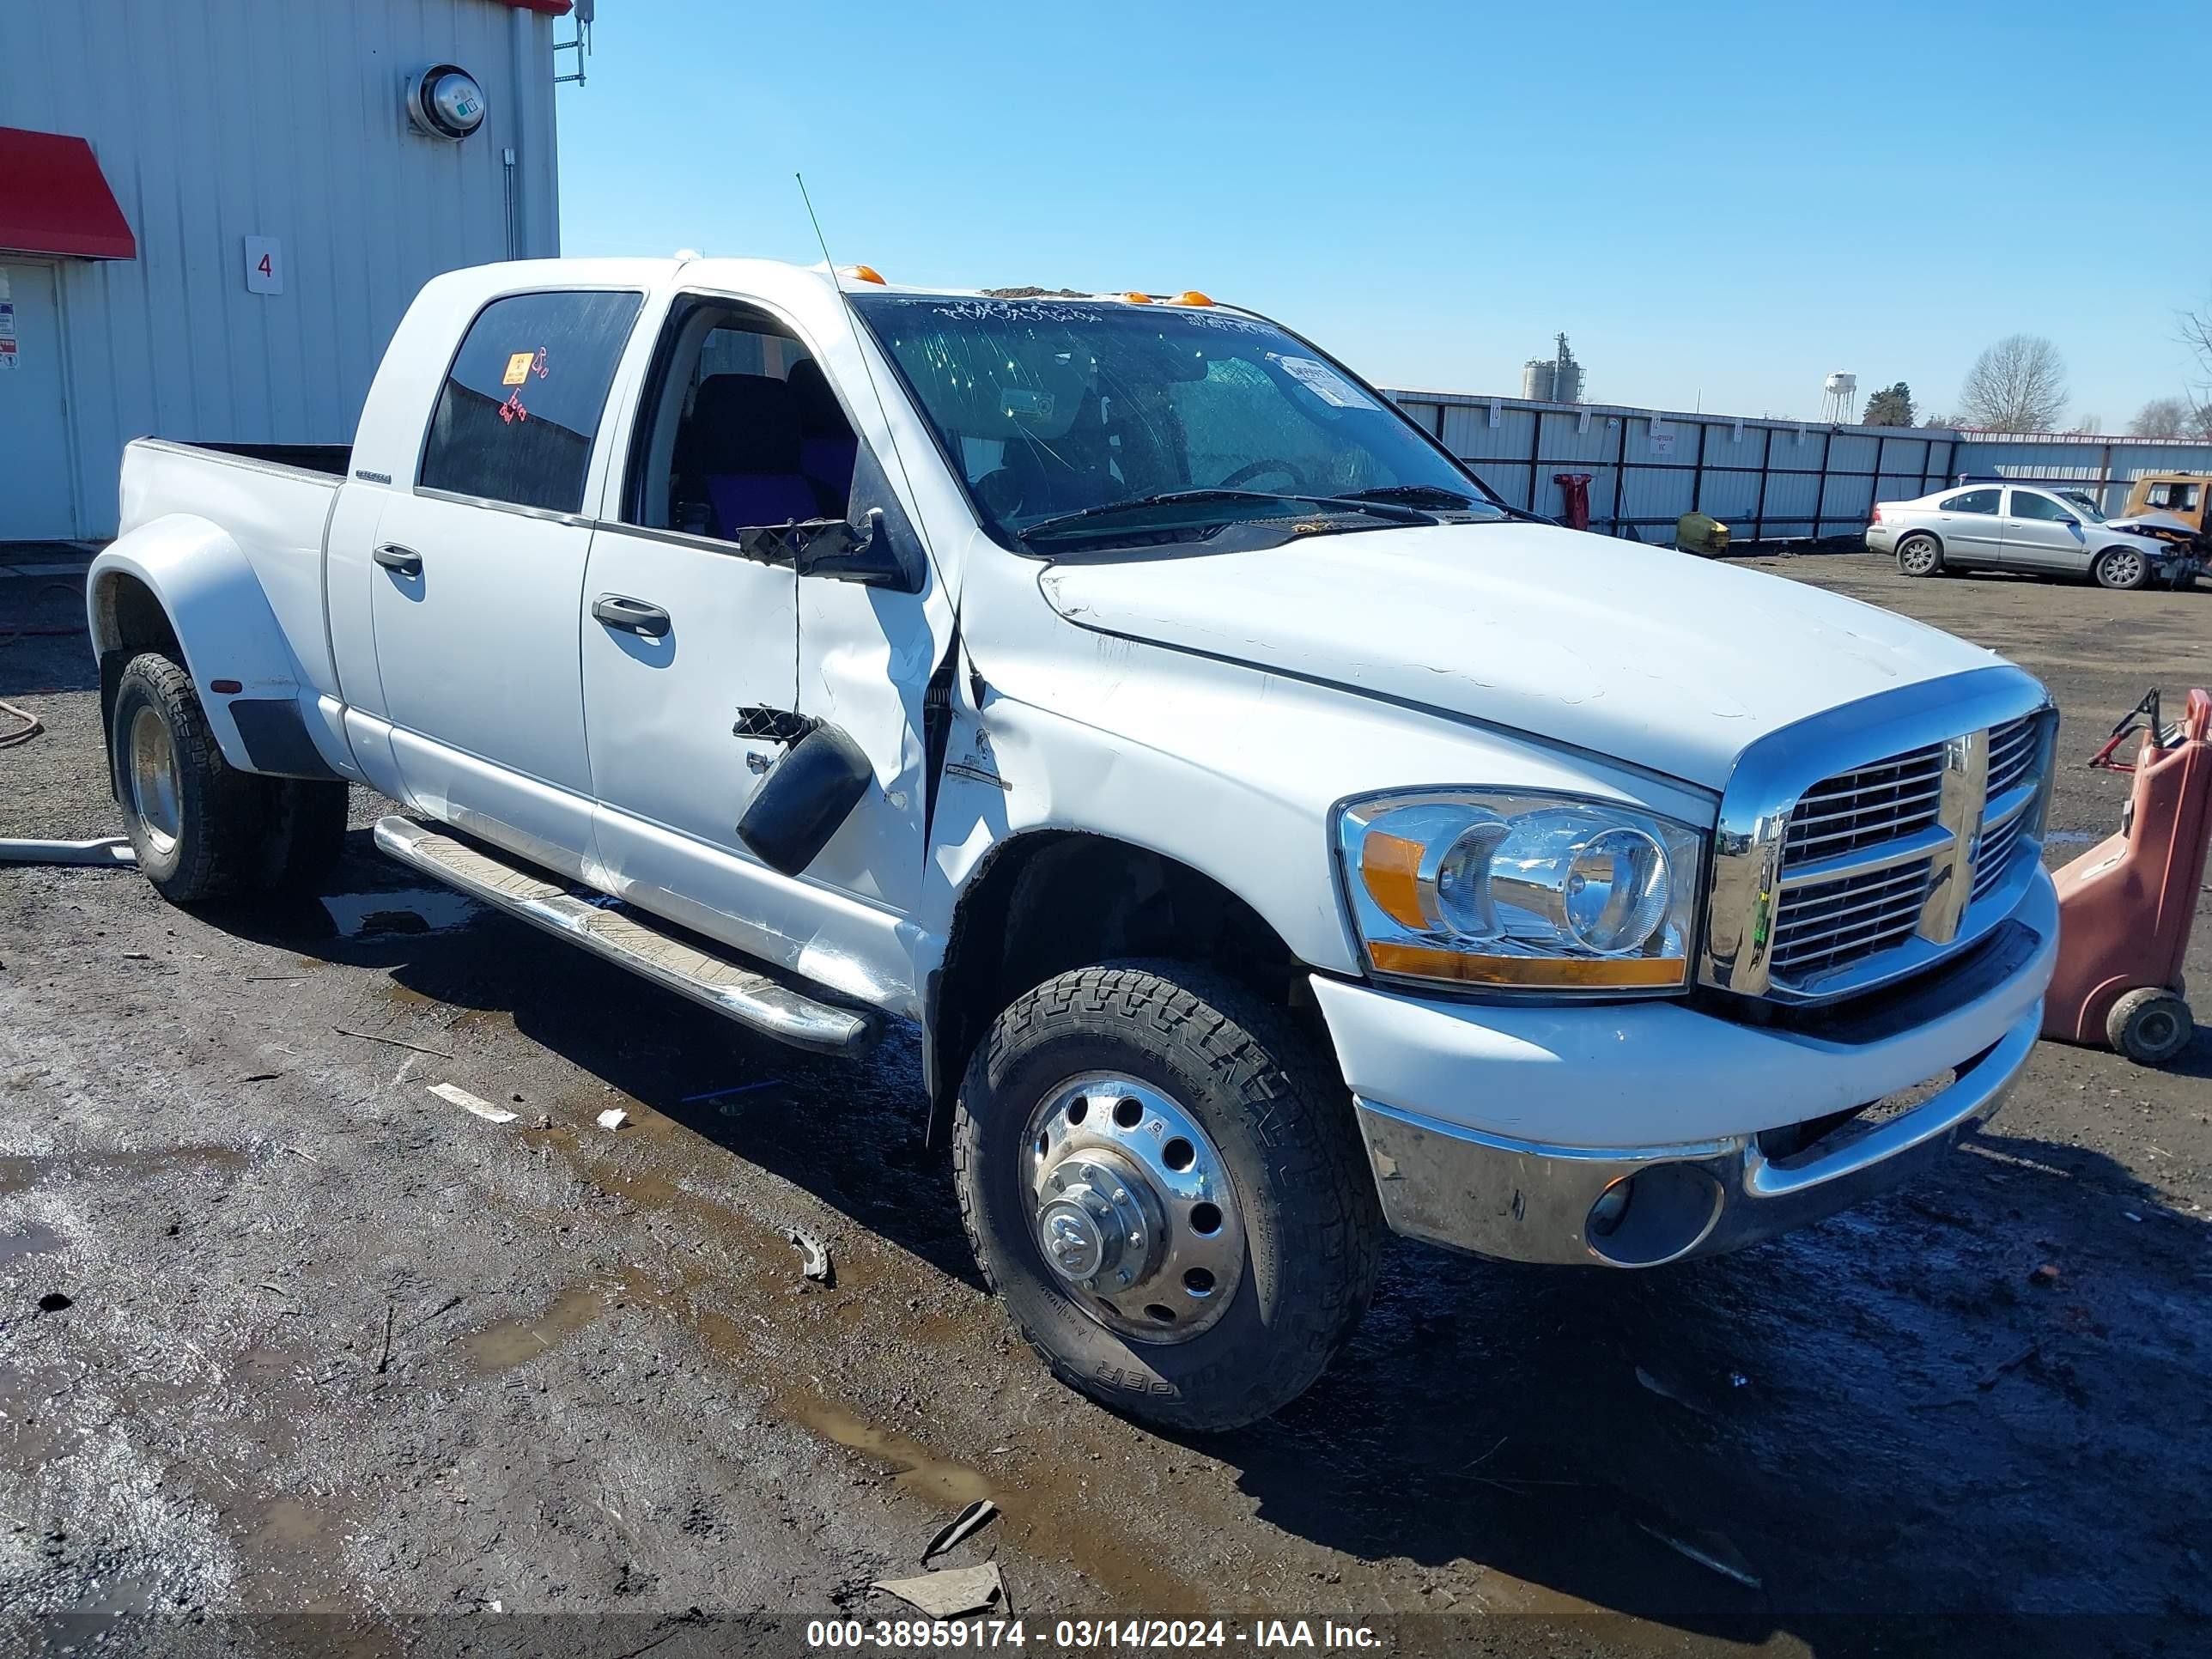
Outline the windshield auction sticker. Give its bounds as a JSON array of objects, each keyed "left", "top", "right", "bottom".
[{"left": 1269, "top": 355, "right": 1379, "bottom": 411}]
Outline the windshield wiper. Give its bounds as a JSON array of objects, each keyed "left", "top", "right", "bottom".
[
  {"left": 1020, "top": 488, "right": 1433, "bottom": 544},
  {"left": 1331, "top": 483, "right": 1485, "bottom": 510}
]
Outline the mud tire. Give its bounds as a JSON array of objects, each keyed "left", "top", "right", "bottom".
[
  {"left": 260, "top": 778, "right": 351, "bottom": 894},
  {"left": 953, "top": 962, "right": 1382, "bottom": 1432},
  {"left": 110, "top": 653, "right": 268, "bottom": 905}
]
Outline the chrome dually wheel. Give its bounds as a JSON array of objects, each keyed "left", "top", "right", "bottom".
[
  {"left": 125, "top": 703, "right": 184, "bottom": 857},
  {"left": 1025, "top": 1073, "right": 1246, "bottom": 1340}
]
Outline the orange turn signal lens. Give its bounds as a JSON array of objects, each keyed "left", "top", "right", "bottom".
[
  {"left": 1358, "top": 829, "right": 1429, "bottom": 931},
  {"left": 1169, "top": 290, "right": 1215, "bottom": 307},
  {"left": 842, "top": 264, "right": 887, "bottom": 285},
  {"left": 1367, "top": 942, "right": 1687, "bottom": 989}
]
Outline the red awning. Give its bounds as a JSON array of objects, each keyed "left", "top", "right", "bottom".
[{"left": 0, "top": 127, "right": 136, "bottom": 260}]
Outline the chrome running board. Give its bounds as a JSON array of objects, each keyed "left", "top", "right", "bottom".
[{"left": 372, "top": 816, "right": 878, "bottom": 1057}]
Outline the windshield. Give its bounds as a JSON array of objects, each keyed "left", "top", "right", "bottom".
[
  {"left": 2055, "top": 489, "right": 2107, "bottom": 523},
  {"left": 851, "top": 294, "right": 1504, "bottom": 548}
]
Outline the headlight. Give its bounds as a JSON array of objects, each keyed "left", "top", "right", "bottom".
[{"left": 1334, "top": 791, "right": 1705, "bottom": 994}]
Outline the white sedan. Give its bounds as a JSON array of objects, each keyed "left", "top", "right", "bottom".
[{"left": 1866, "top": 482, "right": 2197, "bottom": 590}]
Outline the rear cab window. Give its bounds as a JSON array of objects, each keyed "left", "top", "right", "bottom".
[
  {"left": 419, "top": 289, "right": 644, "bottom": 513},
  {"left": 1939, "top": 489, "right": 2000, "bottom": 514}
]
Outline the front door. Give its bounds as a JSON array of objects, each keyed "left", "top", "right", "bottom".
[
  {"left": 368, "top": 286, "right": 643, "bottom": 875},
  {"left": 0, "top": 263, "right": 76, "bottom": 540},
  {"left": 1999, "top": 488, "right": 2091, "bottom": 574},
  {"left": 580, "top": 298, "right": 822, "bottom": 971}
]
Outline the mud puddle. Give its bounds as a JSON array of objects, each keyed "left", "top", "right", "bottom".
[
  {"left": 456, "top": 1283, "right": 617, "bottom": 1374},
  {"left": 794, "top": 1401, "right": 996, "bottom": 1508},
  {"left": 0, "top": 1221, "right": 66, "bottom": 1267},
  {"left": 322, "top": 889, "right": 480, "bottom": 939},
  {"left": 0, "top": 1143, "right": 248, "bottom": 1194}
]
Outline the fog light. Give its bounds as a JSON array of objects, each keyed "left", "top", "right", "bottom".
[
  {"left": 1587, "top": 1176, "right": 1634, "bottom": 1237},
  {"left": 1582, "top": 1163, "right": 1724, "bottom": 1267}
]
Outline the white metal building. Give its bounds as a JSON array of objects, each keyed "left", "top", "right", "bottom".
[{"left": 0, "top": 0, "right": 570, "bottom": 542}]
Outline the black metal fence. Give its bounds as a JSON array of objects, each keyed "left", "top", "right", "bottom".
[{"left": 1385, "top": 391, "right": 1959, "bottom": 544}]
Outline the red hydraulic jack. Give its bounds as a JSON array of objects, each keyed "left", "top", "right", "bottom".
[{"left": 2042, "top": 688, "right": 2211, "bottom": 1064}]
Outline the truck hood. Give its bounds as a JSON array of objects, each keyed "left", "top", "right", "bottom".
[
  {"left": 1036, "top": 522, "right": 2002, "bottom": 791},
  {"left": 2106, "top": 510, "right": 2194, "bottom": 540}
]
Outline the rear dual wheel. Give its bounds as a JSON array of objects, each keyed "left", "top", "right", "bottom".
[
  {"left": 111, "top": 651, "right": 349, "bottom": 904},
  {"left": 953, "top": 963, "right": 1382, "bottom": 1432}
]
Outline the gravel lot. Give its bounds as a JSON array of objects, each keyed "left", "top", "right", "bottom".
[{"left": 3, "top": 548, "right": 2209, "bottom": 1656}]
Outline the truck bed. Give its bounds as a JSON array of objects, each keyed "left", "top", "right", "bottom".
[
  {"left": 189, "top": 441, "right": 353, "bottom": 478},
  {"left": 113, "top": 436, "right": 347, "bottom": 695}
]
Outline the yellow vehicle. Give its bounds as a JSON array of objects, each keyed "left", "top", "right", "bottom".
[{"left": 2118, "top": 474, "right": 2212, "bottom": 555}]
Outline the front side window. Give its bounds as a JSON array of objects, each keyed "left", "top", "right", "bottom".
[
  {"left": 623, "top": 300, "right": 860, "bottom": 540},
  {"left": 2148, "top": 482, "right": 2200, "bottom": 512},
  {"left": 852, "top": 294, "right": 1502, "bottom": 550},
  {"left": 420, "top": 289, "right": 643, "bottom": 513},
  {"left": 2008, "top": 490, "right": 2074, "bottom": 522},
  {"left": 1940, "top": 488, "right": 2000, "bottom": 514}
]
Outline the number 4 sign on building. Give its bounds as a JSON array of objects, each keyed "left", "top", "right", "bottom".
[{"left": 245, "top": 236, "right": 284, "bottom": 295}]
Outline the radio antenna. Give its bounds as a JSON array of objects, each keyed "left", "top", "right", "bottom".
[{"left": 794, "top": 173, "right": 941, "bottom": 593}]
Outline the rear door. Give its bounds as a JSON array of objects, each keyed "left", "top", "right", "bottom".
[
  {"left": 1998, "top": 488, "right": 2090, "bottom": 574},
  {"left": 368, "top": 287, "right": 643, "bottom": 875},
  {"left": 1931, "top": 486, "right": 2003, "bottom": 564}
]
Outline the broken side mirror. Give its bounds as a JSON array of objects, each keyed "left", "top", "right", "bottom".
[{"left": 793, "top": 509, "right": 917, "bottom": 589}]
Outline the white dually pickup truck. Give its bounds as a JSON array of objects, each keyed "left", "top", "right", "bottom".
[{"left": 91, "top": 258, "right": 2057, "bottom": 1429}]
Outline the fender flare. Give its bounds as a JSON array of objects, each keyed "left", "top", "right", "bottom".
[{"left": 87, "top": 514, "right": 342, "bottom": 780}]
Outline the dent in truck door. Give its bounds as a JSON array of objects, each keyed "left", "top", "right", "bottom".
[{"left": 368, "top": 289, "right": 642, "bottom": 878}]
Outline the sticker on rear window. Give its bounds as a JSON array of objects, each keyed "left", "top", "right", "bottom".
[{"left": 1270, "top": 355, "right": 1378, "bottom": 410}]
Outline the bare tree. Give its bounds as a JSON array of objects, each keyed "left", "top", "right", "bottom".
[
  {"left": 1957, "top": 335, "right": 2069, "bottom": 432},
  {"left": 2184, "top": 299, "right": 2212, "bottom": 431},
  {"left": 2130, "top": 396, "right": 2193, "bottom": 437}
]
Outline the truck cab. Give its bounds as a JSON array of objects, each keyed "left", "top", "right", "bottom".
[{"left": 88, "top": 258, "right": 2060, "bottom": 1430}]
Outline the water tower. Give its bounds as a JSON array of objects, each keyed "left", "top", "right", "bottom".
[{"left": 1820, "top": 372, "right": 1858, "bottom": 423}]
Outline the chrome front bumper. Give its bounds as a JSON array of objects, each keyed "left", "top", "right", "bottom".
[{"left": 1353, "top": 1008, "right": 2037, "bottom": 1268}]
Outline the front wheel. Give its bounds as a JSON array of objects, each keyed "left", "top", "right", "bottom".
[
  {"left": 953, "top": 963, "right": 1383, "bottom": 1432},
  {"left": 1895, "top": 533, "right": 1943, "bottom": 578},
  {"left": 2094, "top": 546, "right": 2149, "bottom": 590}
]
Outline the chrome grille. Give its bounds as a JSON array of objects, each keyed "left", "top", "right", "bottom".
[
  {"left": 1972, "top": 795, "right": 2031, "bottom": 902},
  {"left": 1769, "top": 859, "right": 1934, "bottom": 978},
  {"left": 1987, "top": 715, "right": 2038, "bottom": 799},
  {"left": 1782, "top": 743, "right": 1946, "bottom": 863},
  {"left": 1701, "top": 670, "right": 2053, "bottom": 1004}
]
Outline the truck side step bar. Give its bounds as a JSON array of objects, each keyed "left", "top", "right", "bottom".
[{"left": 372, "top": 817, "right": 879, "bottom": 1057}]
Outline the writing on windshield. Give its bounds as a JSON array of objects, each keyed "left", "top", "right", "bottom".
[{"left": 852, "top": 295, "right": 1499, "bottom": 548}]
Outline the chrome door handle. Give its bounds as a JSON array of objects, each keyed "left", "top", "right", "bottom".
[
  {"left": 592, "top": 594, "right": 672, "bottom": 639},
  {"left": 373, "top": 544, "right": 422, "bottom": 577}
]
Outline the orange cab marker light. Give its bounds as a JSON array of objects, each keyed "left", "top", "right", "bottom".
[
  {"left": 1120, "top": 291, "right": 1153, "bottom": 304},
  {"left": 1359, "top": 830, "right": 1429, "bottom": 932},
  {"left": 1368, "top": 942, "right": 1686, "bottom": 989},
  {"left": 1169, "top": 290, "right": 1215, "bottom": 307},
  {"left": 841, "top": 264, "right": 887, "bottom": 285}
]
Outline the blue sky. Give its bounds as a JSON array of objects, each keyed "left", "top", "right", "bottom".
[{"left": 559, "top": 0, "right": 2210, "bottom": 429}]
